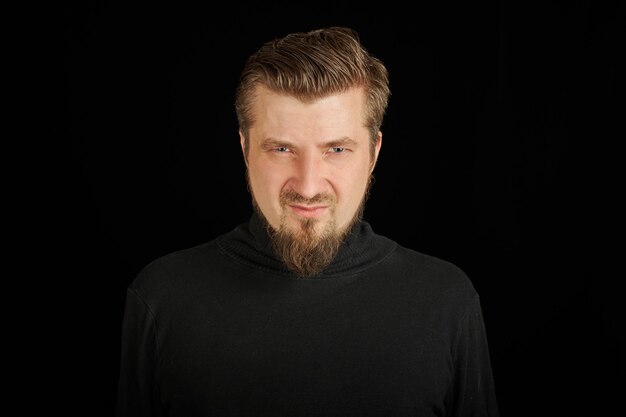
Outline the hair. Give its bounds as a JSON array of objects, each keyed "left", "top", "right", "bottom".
[{"left": 235, "top": 26, "right": 390, "bottom": 156}]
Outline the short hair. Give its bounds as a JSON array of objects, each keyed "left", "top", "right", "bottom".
[{"left": 235, "top": 26, "right": 390, "bottom": 154}]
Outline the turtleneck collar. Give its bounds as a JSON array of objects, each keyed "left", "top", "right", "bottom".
[{"left": 216, "top": 212, "right": 396, "bottom": 279}]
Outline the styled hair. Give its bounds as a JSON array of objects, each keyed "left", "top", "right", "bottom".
[{"left": 235, "top": 26, "right": 390, "bottom": 154}]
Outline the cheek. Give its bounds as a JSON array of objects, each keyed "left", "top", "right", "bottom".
[
  {"left": 250, "top": 162, "right": 285, "bottom": 199},
  {"left": 335, "top": 163, "right": 371, "bottom": 201}
]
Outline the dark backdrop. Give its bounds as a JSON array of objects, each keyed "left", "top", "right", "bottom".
[{"left": 63, "top": 1, "right": 623, "bottom": 416}]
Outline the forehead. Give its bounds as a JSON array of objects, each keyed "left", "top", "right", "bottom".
[{"left": 249, "top": 86, "right": 368, "bottom": 137}]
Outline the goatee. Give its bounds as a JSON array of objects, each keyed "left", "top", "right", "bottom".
[
  {"left": 253, "top": 188, "right": 366, "bottom": 277},
  {"left": 247, "top": 167, "right": 373, "bottom": 277}
]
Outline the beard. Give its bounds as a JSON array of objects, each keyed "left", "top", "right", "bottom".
[{"left": 248, "top": 173, "right": 373, "bottom": 277}]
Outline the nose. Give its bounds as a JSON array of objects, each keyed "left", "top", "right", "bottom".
[{"left": 290, "top": 152, "right": 327, "bottom": 200}]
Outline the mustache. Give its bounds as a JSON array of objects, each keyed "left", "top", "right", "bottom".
[{"left": 280, "top": 189, "right": 335, "bottom": 205}]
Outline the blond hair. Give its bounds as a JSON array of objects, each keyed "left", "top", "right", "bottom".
[{"left": 235, "top": 26, "right": 390, "bottom": 155}]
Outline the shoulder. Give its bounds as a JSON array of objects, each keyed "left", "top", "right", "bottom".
[
  {"left": 384, "top": 241, "right": 478, "bottom": 302},
  {"left": 128, "top": 238, "right": 222, "bottom": 304},
  {"left": 378, "top": 242, "right": 484, "bottom": 331}
]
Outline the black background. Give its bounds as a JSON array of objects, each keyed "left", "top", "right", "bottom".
[{"left": 62, "top": 1, "right": 623, "bottom": 416}]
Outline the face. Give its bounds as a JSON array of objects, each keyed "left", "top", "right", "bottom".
[
  {"left": 241, "top": 86, "right": 381, "bottom": 238},
  {"left": 240, "top": 86, "right": 382, "bottom": 276}
]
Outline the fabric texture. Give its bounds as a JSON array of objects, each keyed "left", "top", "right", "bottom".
[{"left": 116, "top": 213, "right": 499, "bottom": 416}]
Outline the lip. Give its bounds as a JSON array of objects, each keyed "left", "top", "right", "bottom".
[{"left": 289, "top": 204, "right": 329, "bottom": 218}]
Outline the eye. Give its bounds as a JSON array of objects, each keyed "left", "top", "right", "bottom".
[
  {"left": 328, "top": 147, "right": 346, "bottom": 153},
  {"left": 273, "top": 146, "right": 290, "bottom": 153}
]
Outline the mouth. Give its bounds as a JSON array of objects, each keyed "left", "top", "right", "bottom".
[{"left": 288, "top": 204, "right": 329, "bottom": 219}]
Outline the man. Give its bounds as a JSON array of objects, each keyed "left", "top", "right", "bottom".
[{"left": 116, "top": 26, "right": 499, "bottom": 416}]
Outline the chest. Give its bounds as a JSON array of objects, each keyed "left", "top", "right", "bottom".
[{"left": 154, "top": 284, "right": 455, "bottom": 415}]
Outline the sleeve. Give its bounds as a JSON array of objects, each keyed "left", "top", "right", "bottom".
[
  {"left": 446, "top": 295, "right": 500, "bottom": 417},
  {"left": 116, "top": 287, "right": 164, "bottom": 417}
]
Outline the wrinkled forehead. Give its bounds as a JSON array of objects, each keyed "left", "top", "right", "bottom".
[
  {"left": 249, "top": 86, "right": 368, "bottom": 127},
  {"left": 253, "top": 87, "right": 366, "bottom": 130}
]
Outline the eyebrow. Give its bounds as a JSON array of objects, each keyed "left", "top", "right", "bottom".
[
  {"left": 325, "top": 137, "right": 358, "bottom": 148},
  {"left": 260, "top": 136, "right": 358, "bottom": 150}
]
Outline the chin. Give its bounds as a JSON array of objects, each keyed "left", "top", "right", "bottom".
[{"left": 288, "top": 214, "right": 324, "bottom": 230}]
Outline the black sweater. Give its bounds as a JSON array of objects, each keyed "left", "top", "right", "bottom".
[{"left": 116, "top": 214, "right": 499, "bottom": 416}]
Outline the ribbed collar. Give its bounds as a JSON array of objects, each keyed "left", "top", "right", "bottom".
[{"left": 216, "top": 212, "right": 396, "bottom": 279}]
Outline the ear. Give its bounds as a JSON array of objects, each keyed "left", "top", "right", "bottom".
[
  {"left": 370, "top": 131, "right": 383, "bottom": 173},
  {"left": 239, "top": 130, "right": 248, "bottom": 166}
]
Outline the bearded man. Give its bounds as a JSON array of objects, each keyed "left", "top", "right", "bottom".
[{"left": 116, "top": 26, "right": 499, "bottom": 417}]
